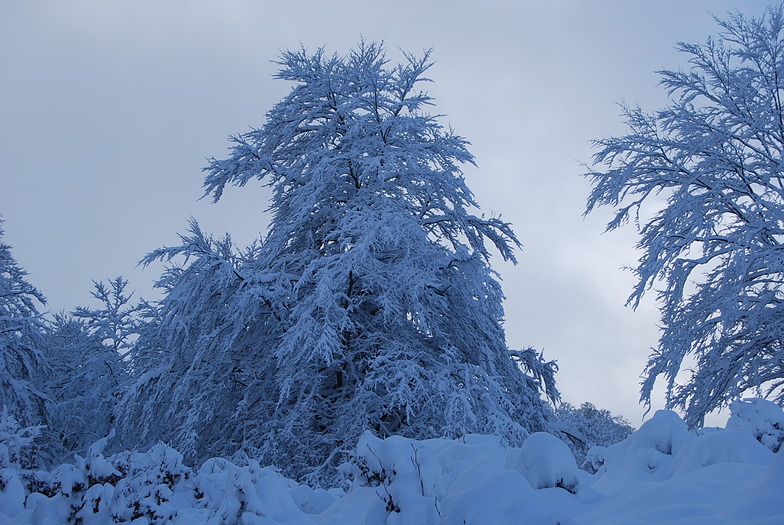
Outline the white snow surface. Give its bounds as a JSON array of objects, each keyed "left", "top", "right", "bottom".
[{"left": 1, "top": 399, "right": 782, "bottom": 524}]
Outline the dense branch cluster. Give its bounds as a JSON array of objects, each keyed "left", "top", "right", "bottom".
[
  {"left": 115, "top": 43, "right": 557, "bottom": 484},
  {"left": 586, "top": 6, "right": 784, "bottom": 426}
]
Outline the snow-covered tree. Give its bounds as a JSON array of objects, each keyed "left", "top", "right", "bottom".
[
  {"left": 0, "top": 407, "right": 42, "bottom": 470},
  {"left": 0, "top": 218, "right": 48, "bottom": 434},
  {"left": 121, "top": 42, "right": 557, "bottom": 484},
  {"left": 585, "top": 5, "right": 784, "bottom": 427},
  {"left": 114, "top": 221, "right": 282, "bottom": 461},
  {"left": 40, "top": 277, "right": 146, "bottom": 459},
  {"left": 42, "top": 313, "right": 125, "bottom": 457},
  {"left": 73, "top": 277, "right": 149, "bottom": 356},
  {"left": 554, "top": 402, "right": 634, "bottom": 468}
]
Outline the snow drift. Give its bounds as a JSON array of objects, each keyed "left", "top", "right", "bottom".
[{"left": 1, "top": 398, "right": 782, "bottom": 524}]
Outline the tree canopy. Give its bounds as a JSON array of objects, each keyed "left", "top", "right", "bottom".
[
  {"left": 0, "top": 218, "right": 48, "bottom": 433},
  {"left": 119, "top": 42, "right": 557, "bottom": 484},
  {"left": 586, "top": 5, "right": 784, "bottom": 427}
]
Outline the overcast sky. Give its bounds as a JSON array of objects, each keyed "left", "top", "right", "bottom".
[{"left": 1, "top": 0, "right": 773, "bottom": 426}]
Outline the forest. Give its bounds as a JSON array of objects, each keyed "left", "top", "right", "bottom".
[{"left": 1, "top": 4, "right": 783, "bottom": 524}]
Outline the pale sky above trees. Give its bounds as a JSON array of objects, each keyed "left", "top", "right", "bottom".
[{"left": 0, "top": 0, "right": 771, "bottom": 425}]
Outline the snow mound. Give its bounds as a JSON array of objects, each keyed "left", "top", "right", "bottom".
[
  {"left": 505, "top": 432, "right": 580, "bottom": 492},
  {"left": 339, "top": 431, "right": 562, "bottom": 525},
  {"left": 588, "top": 409, "right": 690, "bottom": 492},
  {"left": 669, "top": 428, "right": 774, "bottom": 476},
  {"left": 2, "top": 399, "right": 784, "bottom": 524}
]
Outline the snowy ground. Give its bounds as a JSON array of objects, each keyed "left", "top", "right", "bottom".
[{"left": 1, "top": 399, "right": 782, "bottom": 524}]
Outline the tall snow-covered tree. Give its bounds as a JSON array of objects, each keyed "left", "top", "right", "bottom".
[
  {"left": 0, "top": 218, "right": 53, "bottom": 467},
  {"left": 42, "top": 313, "right": 126, "bottom": 458},
  {"left": 0, "top": 218, "right": 48, "bottom": 430},
  {"left": 585, "top": 5, "right": 784, "bottom": 427},
  {"left": 121, "top": 43, "right": 557, "bottom": 484}
]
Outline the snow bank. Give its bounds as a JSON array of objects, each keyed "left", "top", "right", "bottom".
[
  {"left": 587, "top": 409, "right": 690, "bottom": 492},
  {"left": 668, "top": 427, "right": 773, "bottom": 476},
  {"left": 1, "top": 398, "right": 783, "bottom": 524},
  {"left": 337, "top": 432, "right": 562, "bottom": 524}
]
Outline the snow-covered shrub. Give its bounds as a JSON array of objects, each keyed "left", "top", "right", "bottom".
[
  {"left": 654, "top": 398, "right": 784, "bottom": 504},
  {"left": 726, "top": 398, "right": 784, "bottom": 453},
  {"left": 190, "top": 458, "right": 315, "bottom": 525},
  {"left": 505, "top": 432, "right": 580, "bottom": 493},
  {"left": 342, "top": 431, "right": 567, "bottom": 524},
  {"left": 0, "top": 408, "right": 45, "bottom": 521},
  {"left": 0, "top": 408, "right": 43, "bottom": 470},
  {"left": 107, "top": 442, "right": 191, "bottom": 522},
  {"left": 3, "top": 437, "right": 323, "bottom": 524},
  {"left": 0, "top": 412, "right": 41, "bottom": 520},
  {"left": 345, "top": 432, "right": 453, "bottom": 522},
  {"left": 0, "top": 468, "right": 27, "bottom": 521},
  {"left": 6, "top": 439, "right": 193, "bottom": 524},
  {"left": 38, "top": 441, "right": 178, "bottom": 522}
]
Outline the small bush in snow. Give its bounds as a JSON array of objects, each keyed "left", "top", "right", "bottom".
[
  {"left": 587, "top": 410, "right": 690, "bottom": 492},
  {"left": 0, "top": 409, "right": 43, "bottom": 471},
  {"left": 506, "top": 432, "right": 580, "bottom": 493},
  {"left": 726, "top": 398, "right": 784, "bottom": 453}
]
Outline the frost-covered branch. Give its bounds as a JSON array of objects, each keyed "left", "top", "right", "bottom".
[{"left": 585, "top": 5, "right": 784, "bottom": 427}]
